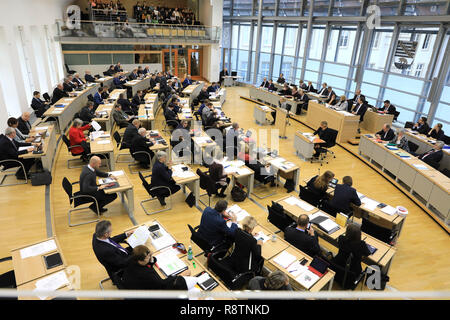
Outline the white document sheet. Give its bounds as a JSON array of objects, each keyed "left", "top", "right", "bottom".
[
  {"left": 237, "top": 168, "right": 251, "bottom": 175},
  {"left": 34, "top": 270, "right": 70, "bottom": 300},
  {"left": 319, "top": 219, "right": 339, "bottom": 233},
  {"left": 273, "top": 251, "right": 297, "bottom": 269},
  {"left": 91, "top": 120, "right": 101, "bottom": 131},
  {"left": 296, "top": 270, "right": 320, "bottom": 289},
  {"left": 126, "top": 226, "right": 150, "bottom": 248},
  {"left": 253, "top": 231, "right": 270, "bottom": 243},
  {"left": 154, "top": 250, "right": 187, "bottom": 277},
  {"left": 97, "top": 140, "right": 110, "bottom": 145},
  {"left": 18, "top": 146, "right": 30, "bottom": 152},
  {"left": 361, "top": 197, "right": 379, "bottom": 211},
  {"left": 381, "top": 205, "right": 397, "bottom": 215},
  {"left": 109, "top": 170, "right": 124, "bottom": 176},
  {"left": 286, "top": 261, "right": 308, "bottom": 278},
  {"left": 20, "top": 240, "right": 57, "bottom": 259}
]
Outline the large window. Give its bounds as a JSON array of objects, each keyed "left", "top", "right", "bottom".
[
  {"left": 279, "top": 0, "right": 302, "bottom": 16},
  {"left": 261, "top": 26, "right": 273, "bottom": 53},
  {"left": 367, "top": 28, "right": 394, "bottom": 71}
]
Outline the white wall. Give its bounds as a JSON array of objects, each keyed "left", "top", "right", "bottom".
[
  {"left": 0, "top": 0, "right": 72, "bottom": 133},
  {"left": 199, "top": 0, "right": 222, "bottom": 82}
]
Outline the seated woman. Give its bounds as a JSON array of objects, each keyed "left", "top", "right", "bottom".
[
  {"left": 390, "top": 128, "right": 410, "bottom": 153},
  {"left": 306, "top": 170, "right": 335, "bottom": 199},
  {"left": 238, "top": 144, "right": 275, "bottom": 186},
  {"left": 121, "top": 245, "right": 191, "bottom": 290},
  {"left": 150, "top": 151, "right": 181, "bottom": 206},
  {"left": 68, "top": 118, "right": 91, "bottom": 162},
  {"left": 248, "top": 270, "right": 293, "bottom": 291},
  {"left": 427, "top": 123, "right": 445, "bottom": 141},
  {"left": 222, "top": 216, "right": 263, "bottom": 275},
  {"left": 332, "top": 95, "right": 348, "bottom": 111},
  {"left": 209, "top": 160, "right": 230, "bottom": 198}
]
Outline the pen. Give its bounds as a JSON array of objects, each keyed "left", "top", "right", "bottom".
[{"left": 289, "top": 269, "right": 297, "bottom": 273}]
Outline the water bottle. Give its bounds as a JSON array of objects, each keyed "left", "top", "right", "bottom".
[{"left": 187, "top": 246, "right": 193, "bottom": 260}]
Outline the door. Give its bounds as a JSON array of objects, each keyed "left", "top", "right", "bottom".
[
  {"left": 162, "top": 49, "right": 177, "bottom": 76},
  {"left": 188, "top": 48, "right": 202, "bottom": 80}
]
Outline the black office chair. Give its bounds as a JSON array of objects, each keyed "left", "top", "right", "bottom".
[
  {"left": 361, "top": 217, "right": 398, "bottom": 246},
  {"left": 393, "top": 111, "right": 400, "bottom": 122},
  {"left": 319, "top": 200, "right": 340, "bottom": 218},
  {"left": 61, "top": 135, "right": 88, "bottom": 169},
  {"left": 43, "top": 92, "right": 51, "bottom": 102},
  {"left": 87, "top": 94, "right": 94, "bottom": 102},
  {"left": 299, "top": 185, "right": 323, "bottom": 207},
  {"left": 196, "top": 168, "right": 217, "bottom": 207},
  {"left": 62, "top": 177, "right": 100, "bottom": 227},
  {"left": 328, "top": 253, "right": 368, "bottom": 290},
  {"left": 113, "top": 131, "right": 134, "bottom": 163},
  {"left": 0, "top": 256, "right": 16, "bottom": 289},
  {"left": 314, "top": 128, "right": 338, "bottom": 165},
  {"left": 187, "top": 224, "right": 228, "bottom": 258},
  {"left": 426, "top": 160, "right": 440, "bottom": 170},
  {"left": 138, "top": 171, "right": 172, "bottom": 215},
  {"left": 0, "top": 159, "right": 28, "bottom": 187},
  {"left": 442, "top": 135, "right": 450, "bottom": 145},
  {"left": 207, "top": 250, "right": 255, "bottom": 290},
  {"left": 128, "top": 150, "right": 152, "bottom": 174},
  {"left": 267, "top": 202, "right": 296, "bottom": 233},
  {"left": 65, "top": 64, "right": 76, "bottom": 75},
  {"left": 407, "top": 141, "right": 419, "bottom": 154},
  {"left": 442, "top": 168, "right": 450, "bottom": 178},
  {"left": 404, "top": 121, "right": 414, "bottom": 129}
]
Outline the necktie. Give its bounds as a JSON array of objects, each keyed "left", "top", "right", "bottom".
[
  {"left": 355, "top": 105, "right": 361, "bottom": 113},
  {"left": 422, "top": 150, "right": 434, "bottom": 159},
  {"left": 109, "top": 238, "right": 128, "bottom": 254},
  {"left": 11, "top": 139, "right": 17, "bottom": 150}
]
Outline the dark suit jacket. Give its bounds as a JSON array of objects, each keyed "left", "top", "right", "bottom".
[
  {"left": 226, "top": 229, "right": 262, "bottom": 274},
  {"left": 379, "top": 104, "right": 396, "bottom": 115},
  {"left": 267, "top": 83, "right": 277, "bottom": 92},
  {"left": 92, "top": 233, "right": 131, "bottom": 277},
  {"left": 164, "top": 108, "right": 178, "bottom": 122},
  {"left": 31, "top": 97, "right": 47, "bottom": 117},
  {"left": 63, "top": 82, "right": 74, "bottom": 92},
  {"left": 313, "top": 127, "right": 334, "bottom": 146},
  {"left": 0, "top": 135, "right": 31, "bottom": 164},
  {"left": 280, "top": 88, "right": 292, "bottom": 96},
  {"left": 197, "top": 206, "right": 238, "bottom": 247},
  {"left": 130, "top": 134, "right": 153, "bottom": 163},
  {"left": 299, "top": 83, "right": 307, "bottom": 90},
  {"left": 284, "top": 226, "right": 321, "bottom": 258},
  {"left": 85, "top": 74, "right": 96, "bottom": 82},
  {"left": 74, "top": 77, "right": 85, "bottom": 86},
  {"left": 307, "top": 175, "right": 328, "bottom": 198},
  {"left": 118, "top": 98, "right": 133, "bottom": 114},
  {"left": 306, "top": 84, "right": 315, "bottom": 92},
  {"left": 151, "top": 161, "right": 174, "bottom": 188},
  {"left": 197, "top": 90, "right": 210, "bottom": 102},
  {"left": 207, "top": 85, "right": 216, "bottom": 93},
  {"left": 219, "top": 70, "right": 229, "bottom": 82},
  {"left": 332, "top": 236, "right": 370, "bottom": 275},
  {"left": 131, "top": 94, "right": 144, "bottom": 107},
  {"left": 419, "top": 149, "right": 443, "bottom": 164},
  {"left": 277, "top": 77, "right": 285, "bottom": 84},
  {"left": 51, "top": 87, "right": 69, "bottom": 104},
  {"left": 412, "top": 123, "right": 430, "bottom": 135},
  {"left": 123, "top": 124, "right": 139, "bottom": 146},
  {"left": 260, "top": 81, "right": 269, "bottom": 88},
  {"left": 129, "top": 72, "right": 138, "bottom": 80},
  {"left": 112, "top": 109, "right": 129, "bottom": 127},
  {"left": 114, "top": 65, "right": 123, "bottom": 73},
  {"left": 427, "top": 129, "right": 445, "bottom": 141},
  {"left": 150, "top": 78, "right": 157, "bottom": 89},
  {"left": 353, "top": 103, "right": 368, "bottom": 121},
  {"left": 329, "top": 183, "right": 361, "bottom": 214},
  {"left": 79, "top": 165, "right": 109, "bottom": 195},
  {"left": 17, "top": 117, "right": 32, "bottom": 135},
  {"left": 104, "top": 69, "right": 115, "bottom": 76},
  {"left": 122, "top": 260, "right": 178, "bottom": 290},
  {"left": 298, "top": 93, "right": 309, "bottom": 104},
  {"left": 376, "top": 128, "right": 395, "bottom": 141},
  {"left": 317, "top": 87, "right": 329, "bottom": 96},
  {"left": 79, "top": 106, "right": 96, "bottom": 122}
]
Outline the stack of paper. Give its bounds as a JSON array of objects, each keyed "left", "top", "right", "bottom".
[
  {"left": 126, "top": 226, "right": 150, "bottom": 248},
  {"left": 98, "top": 177, "right": 115, "bottom": 184},
  {"left": 150, "top": 224, "right": 176, "bottom": 251},
  {"left": 236, "top": 167, "right": 251, "bottom": 175},
  {"left": 20, "top": 240, "right": 57, "bottom": 259},
  {"left": 97, "top": 140, "right": 111, "bottom": 145},
  {"left": 381, "top": 205, "right": 397, "bottom": 215},
  {"left": 286, "top": 261, "right": 308, "bottom": 278},
  {"left": 109, "top": 170, "right": 124, "bottom": 176},
  {"left": 273, "top": 250, "right": 297, "bottom": 269},
  {"left": 18, "top": 146, "right": 30, "bottom": 152},
  {"left": 357, "top": 191, "right": 365, "bottom": 199},
  {"left": 296, "top": 270, "right": 320, "bottom": 289},
  {"left": 309, "top": 211, "right": 329, "bottom": 221},
  {"left": 361, "top": 197, "right": 379, "bottom": 211},
  {"left": 154, "top": 249, "right": 187, "bottom": 277},
  {"left": 34, "top": 271, "right": 70, "bottom": 300},
  {"left": 253, "top": 231, "right": 270, "bottom": 243},
  {"left": 35, "top": 126, "right": 49, "bottom": 131},
  {"left": 285, "top": 197, "right": 315, "bottom": 212}
]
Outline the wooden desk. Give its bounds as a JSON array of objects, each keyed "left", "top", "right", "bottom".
[
  {"left": 11, "top": 236, "right": 67, "bottom": 286},
  {"left": 19, "top": 124, "right": 57, "bottom": 171},
  {"left": 268, "top": 246, "right": 335, "bottom": 292},
  {"left": 93, "top": 89, "right": 127, "bottom": 132},
  {"left": 306, "top": 92, "right": 328, "bottom": 102},
  {"left": 17, "top": 269, "right": 74, "bottom": 300},
  {"left": 306, "top": 101, "right": 359, "bottom": 144},
  {"left": 249, "top": 86, "right": 303, "bottom": 115},
  {"left": 182, "top": 82, "right": 204, "bottom": 105},
  {"left": 253, "top": 104, "right": 272, "bottom": 125},
  {"left": 138, "top": 103, "right": 155, "bottom": 130},
  {"left": 103, "top": 171, "right": 137, "bottom": 225},
  {"left": 171, "top": 164, "right": 200, "bottom": 208},
  {"left": 124, "top": 76, "right": 151, "bottom": 97},
  {"left": 147, "top": 130, "right": 169, "bottom": 165},
  {"left": 90, "top": 137, "right": 115, "bottom": 170},
  {"left": 294, "top": 131, "right": 315, "bottom": 161},
  {"left": 361, "top": 109, "right": 394, "bottom": 133},
  {"left": 263, "top": 156, "right": 300, "bottom": 189},
  {"left": 276, "top": 195, "right": 397, "bottom": 275},
  {"left": 359, "top": 134, "right": 450, "bottom": 228},
  {"left": 144, "top": 92, "right": 160, "bottom": 116}
]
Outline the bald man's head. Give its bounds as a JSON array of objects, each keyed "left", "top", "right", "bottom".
[
  {"left": 22, "top": 112, "right": 31, "bottom": 121},
  {"left": 89, "top": 156, "right": 101, "bottom": 169}
]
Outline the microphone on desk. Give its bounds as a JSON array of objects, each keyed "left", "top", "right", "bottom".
[
  {"left": 318, "top": 167, "right": 320, "bottom": 177},
  {"left": 145, "top": 108, "right": 149, "bottom": 131}
]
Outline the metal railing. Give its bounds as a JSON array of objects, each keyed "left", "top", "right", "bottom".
[{"left": 56, "top": 20, "right": 221, "bottom": 42}]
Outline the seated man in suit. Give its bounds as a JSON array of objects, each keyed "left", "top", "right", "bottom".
[
  {"left": 418, "top": 141, "right": 444, "bottom": 167},
  {"left": 305, "top": 81, "right": 315, "bottom": 93},
  {"left": 113, "top": 73, "right": 126, "bottom": 89},
  {"left": 390, "top": 128, "right": 410, "bottom": 153},
  {"left": 279, "top": 83, "right": 292, "bottom": 96},
  {"left": 284, "top": 214, "right": 320, "bottom": 258},
  {"left": 290, "top": 85, "right": 300, "bottom": 99},
  {"left": 197, "top": 200, "right": 238, "bottom": 249},
  {"left": 427, "top": 123, "right": 445, "bottom": 141},
  {"left": 85, "top": 70, "right": 97, "bottom": 83},
  {"left": 17, "top": 112, "right": 32, "bottom": 136},
  {"left": 219, "top": 67, "right": 229, "bottom": 85},
  {"left": 130, "top": 128, "right": 154, "bottom": 169},
  {"left": 80, "top": 156, "right": 118, "bottom": 214},
  {"left": 137, "top": 66, "right": 144, "bottom": 76},
  {"left": 325, "top": 86, "right": 336, "bottom": 105},
  {"left": 351, "top": 96, "right": 368, "bottom": 122},
  {"left": 117, "top": 93, "right": 134, "bottom": 115},
  {"left": 412, "top": 116, "right": 430, "bottom": 135},
  {"left": 112, "top": 104, "right": 134, "bottom": 129},
  {"left": 150, "top": 151, "right": 181, "bottom": 205},
  {"left": 31, "top": 91, "right": 49, "bottom": 117},
  {"left": 128, "top": 68, "right": 138, "bottom": 80},
  {"left": 349, "top": 89, "right": 362, "bottom": 107},
  {"left": 276, "top": 73, "right": 285, "bottom": 84},
  {"left": 379, "top": 100, "right": 396, "bottom": 115},
  {"left": 312, "top": 121, "right": 333, "bottom": 158},
  {"left": 149, "top": 74, "right": 158, "bottom": 91},
  {"left": 182, "top": 74, "right": 193, "bottom": 88},
  {"left": 73, "top": 73, "right": 85, "bottom": 87},
  {"left": 142, "top": 66, "right": 150, "bottom": 75},
  {"left": 196, "top": 86, "right": 210, "bottom": 103},
  {"left": 114, "top": 62, "right": 123, "bottom": 73},
  {"left": 376, "top": 123, "right": 395, "bottom": 141},
  {"left": 122, "top": 119, "right": 141, "bottom": 147},
  {"left": 51, "top": 84, "right": 69, "bottom": 104},
  {"left": 259, "top": 77, "right": 269, "bottom": 88},
  {"left": 328, "top": 176, "right": 361, "bottom": 215},
  {"left": 317, "top": 82, "right": 329, "bottom": 96},
  {"left": 80, "top": 101, "right": 96, "bottom": 123},
  {"left": 267, "top": 79, "right": 277, "bottom": 92},
  {"left": 299, "top": 80, "right": 307, "bottom": 90},
  {"left": 0, "top": 127, "right": 36, "bottom": 180},
  {"left": 92, "top": 220, "right": 134, "bottom": 281},
  {"left": 63, "top": 77, "right": 75, "bottom": 92},
  {"left": 104, "top": 65, "right": 116, "bottom": 76},
  {"left": 207, "top": 82, "right": 217, "bottom": 94},
  {"left": 297, "top": 89, "right": 310, "bottom": 113},
  {"left": 101, "top": 86, "right": 110, "bottom": 100},
  {"left": 164, "top": 104, "right": 180, "bottom": 130},
  {"left": 93, "top": 87, "right": 104, "bottom": 106},
  {"left": 131, "top": 90, "right": 145, "bottom": 109}
]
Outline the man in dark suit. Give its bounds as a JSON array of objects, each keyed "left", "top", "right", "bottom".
[
  {"left": 196, "top": 87, "right": 210, "bottom": 103},
  {"left": 114, "top": 62, "right": 123, "bottom": 73},
  {"left": 379, "top": 100, "right": 396, "bottom": 115},
  {"left": 31, "top": 91, "right": 49, "bottom": 117},
  {"left": 376, "top": 123, "right": 395, "bottom": 141},
  {"left": 328, "top": 176, "right": 361, "bottom": 215},
  {"left": 137, "top": 66, "right": 144, "bottom": 76},
  {"left": 279, "top": 84, "right": 292, "bottom": 96},
  {"left": 17, "top": 112, "right": 32, "bottom": 136},
  {"left": 299, "top": 80, "right": 307, "bottom": 90},
  {"left": 131, "top": 90, "right": 145, "bottom": 108},
  {"left": 150, "top": 151, "right": 181, "bottom": 205},
  {"left": 73, "top": 73, "right": 85, "bottom": 87},
  {"left": 104, "top": 65, "right": 115, "bottom": 76},
  {"left": 305, "top": 81, "right": 315, "bottom": 93},
  {"left": 325, "top": 86, "right": 336, "bottom": 105},
  {"left": 313, "top": 121, "right": 334, "bottom": 158},
  {"left": 85, "top": 71, "right": 96, "bottom": 83},
  {"left": 93, "top": 87, "right": 104, "bottom": 106},
  {"left": 51, "top": 84, "right": 69, "bottom": 104},
  {"left": 149, "top": 74, "right": 158, "bottom": 90},
  {"left": 351, "top": 96, "right": 368, "bottom": 122},
  {"left": 349, "top": 89, "right": 362, "bottom": 107},
  {"left": 113, "top": 73, "right": 126, "bottom": 89},
  {"left": 130, "top": 128, "right": 154, "bottom": 169},
  {"left": 128, "top": 68, "right": 139, "bottom": 80},
  {"left": 80, "top": 156, "right": 118, "bottom": 214},
  {"left": 418, "top": 141, "right": 444, "bottom": 166},
  {"left": 197, "top": 200, "right": 238, "bottom": 248},
  {"left": 92, "top": 220, "right": 133, "bottom": 281},
  {"left": 412, "top": 116, "right": 430, "bottom": 135},
  {"left": 117, "top": 93, "right": 134, "bottom": 115},
  {"left": 298, "top": 89, "right": 310, "bottom": 113},
  {"left": 276, "top": 73, "right": 285, "bottom": 84},
  {"left": 112, "top": 104, "right": 134, "bottom": 129},
  {"left": 267, "top": 79, "right": 277, "bottom": 92},
  {"left": 219, "top": 68, "right": 229, "bottom": 85},
  {"left": 284, "top": 214, "right": 320, "bottom": 258},
  {"left": 63, "top": 77, "right": 75, "bottom": 92},
  {"left": 317, "top": 83, "right": 329, "bottom": 96},
  {"left": 260, "top": 77, "right": 269, "bottom": 88},
  {"left": 0, "top": 127, "right": 36, "bottom": 179},
  {"left": 122, "top": 119, "right": 141, "bottom": 147},
  {"left": 80, "top": 101, "right": 96, "bottom": 123},
  {"left": 164, "top": 104, "right": 179, "bottom": 129}
]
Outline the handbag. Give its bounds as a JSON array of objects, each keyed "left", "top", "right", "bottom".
[
  {"left": 31, "top": 169, "right": 52, "bottom": 186},
  {"left": 185, "top": 192, "right": 196, "bottom": 207},
  {"left": 231, "top": 185, "right": 246, "bottom": 202}
]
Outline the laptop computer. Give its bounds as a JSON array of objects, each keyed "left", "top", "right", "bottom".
[{"left": 308, "top": 256, "right": 329, "bottom": 277}]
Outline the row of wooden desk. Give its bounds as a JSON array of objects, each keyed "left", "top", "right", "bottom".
[{"left": 359, "top": 134, "right": 450, "bottom": 229}]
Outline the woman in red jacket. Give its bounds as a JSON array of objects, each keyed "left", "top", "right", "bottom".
[{"left": 69, "top": 118, "right": 91, "bottom": 161}]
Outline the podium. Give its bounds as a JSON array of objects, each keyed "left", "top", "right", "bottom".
[{"left": 275, "top": 108, "right": 288, "bottom": 139}]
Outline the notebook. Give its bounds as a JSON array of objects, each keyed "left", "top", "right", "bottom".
[{"left": 196, "top": 272, "right": 219, "bottom": 291}]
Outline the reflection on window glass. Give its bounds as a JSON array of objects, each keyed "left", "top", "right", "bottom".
[
  {"left": 298, "top": 27, "right": 307, "bottom": 57},
  {"left": 261, "top": 26, "right": 273, "bottom": 53},
  {"left": 383, "top": 88, "right": 419, "bottom": 111},
  {"left": 367, "top": 29, "right": 393, "bottom": 70},
  {"left": 239, "top": 25, "right": 251, "bottom": 50},
  {"left": 309, "top": 26, "right": 326, "bottom": 59},
  {"left": 262, "top": 0, "right": 276, "bottom": 16},
  {"left": 304, "top": 70, "right": 319, "bottom": 85},
  {"left": 281, "top": 56, "right": 295, "bottom": 82},
  {"left": 272, "top": 55, "right": 282, "bottom": 79},
  {"left": 237, "top": 50, "right": 249, "bottom": 80},
  {"left": 233, "top": 0, "right": 253, "bottom": 16},
  {"left": 386, "top": 75, "right": 425, "bottom": 94},
  {"left": 360, "top": 83, "right": 380, "bottom": 102},
  {"left": 279, "top": 0, "right": 302, "bottom": 16},
  {"left": 275, "top": 27, "right": 285, "bottom": 55},
  {"left": 232, "top": 25, "right": 239, "bottom": 49},
  {"left": 284, "top": 26, "right": 298, "bottom": 56}
]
